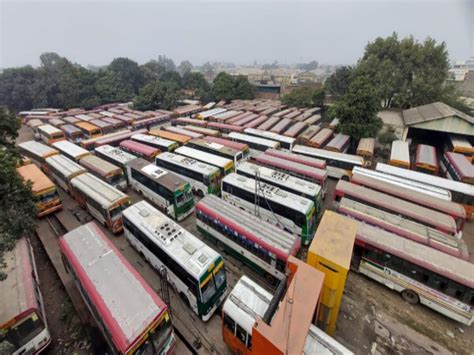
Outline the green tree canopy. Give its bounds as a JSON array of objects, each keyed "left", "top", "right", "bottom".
[
  {"left": 334, "top": 76, "right": 383, "bottom": 140},
  {"left": 0, "top": 66, "right": 43, "bottom": 111},
  {"left": 178, "top": 60, "right": 193, "bottom": 76},
  {"left": 281, "top": 86, "right": 325, "bottom": 108},
  {"left": 212, "top": 72, "right": 255, "bottom": 102},
  {"left": 325, "top": 66, "right": 355, "bottom": 100},
  {"left": 133, "top": 81, "right": 180, "bottom": 111}
]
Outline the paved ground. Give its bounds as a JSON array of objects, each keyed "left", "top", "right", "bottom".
[{"left": 18, "top": 125, "right": 474, "bottom": 355}]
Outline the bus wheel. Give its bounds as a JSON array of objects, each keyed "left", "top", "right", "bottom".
[
  {"left": 401, "top": 289, "right": 419, "bottom": 304},
  {"left": 179, "top": 292, "right": 190, "bottom": 307},
  {"left": 265, "top": 274, "right": 276, "bottom": 285},
  {"left": 341, "top": 175, "right": 350, "bottom": 181},
  {"left": 217, "top": 241, "right": 225, "bottom": 252},
  {"left": 198, "top": 190, "right": 204, "bottom": 198}
]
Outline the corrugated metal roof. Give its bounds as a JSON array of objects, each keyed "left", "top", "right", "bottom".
[
  {"left": 403, "top": 102, "right": 473, "bottom": 126},
  {"left": 408, "top": 116, "right": 474, "bottom": 136}
]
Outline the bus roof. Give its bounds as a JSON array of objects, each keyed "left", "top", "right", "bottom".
[
  {"left": 446, "top": 152, "right": 474, "bottom": 180},
  {"left": 202, "top": 136, "right": 249, "bottom": 152},
  {"left": 46, "top": 155, "right": 87, "bottom": 179},
  {"left": 256, "top": 153, "right": 327, "bottom": 182},
  {"left": 27, "top": 119, "right": 44, "bottom": 128},
  {"left": 93, "top": 129, "right": 140, "bottom": 147},
  {"left": 0, "top": 238, "right": 37, "bottom": 327},
  {"left": 60, "top": 124, "right": 82, "bottom": 135},
  {"left": 80, "top": 155, "right": 122, "bottom": 176},
  {"left": 270, "top": 118, "right": 292, "bottom": 133},
  {"left": 237, "top": 161, "right": 321, "bottom": 196},
  {"left": 70, "top": 173, "right": 128, "bottom": 208},
  {"left": 339, "top": 198, "right": 469, "bottom": 260},
  {"left": 175, "top": 146, "right": 233, "bottom": 169},
  {"left": 376, "top": 163, "right": 474, "bottom": 197},
  {"left": 325, "top": 133, "right": 350, "bottom": 151},
  {"left": 309, "top": 128, "right": 333, "bottom": 146},
  {"left": 174, "top": 117, "right": 207, "bottom": 126},
  {"left": 223, "top": 173, "right": 314, "bottom": 214},
  {"left": 390, "top": 140, "right": 410, "bottom": 164},
  {"left": 207, "top": 122, "right": 244, "bottom": 132},
  {"left": 52, "top": 140, "right": 90, "bottom": 159},
  {"left": 95, "top": 145, "right": 137, "bottom": 165},
  {"left": 293, "top": 145, "right": 365, "bottom": 166},
  {"left": 243, "top": 115, "right": 268, "bottom": 128},
  {"left": 157, "top": 152, "right": 220, "bottom": 175},
  {"left": 188, "top": 138, "right": 241, "bottom": 157},
  {"left": 183, "top": 125, "right": 220, "bottom": 136},
  {"left": 17, "top": 163, "right": 55, "bottom": 193},
  {"left": 59, "top": 222, "right": 166, "bottom": 352},
  {"left": 18, "top": 140, "right": 59, "bottom": 159},
  {"left": 62, "top": 116, "right": 80, "bottom": 124},
  {"left": 265, "top": 148, "right": 326, "bottom": 169},
  {"left": 129, "top": 158, "right": 189, "bottom": 192},
  {"left": 415, "top": 144, "right": 437, "bottom": 167},
  {"left": 449, "top": 134, "right": 473, "bottom": 150},
  {"left": 335, "top": 180, "right": 458, "bottom": 234},
  {"left": 197, "top": 195, "right": 300, "bottom": 260},
  {"left": 298, "top": 125, "right": 321, "bottom": 141},
  {"left": 257, "top": 116, "right": 280, "bottom": 130},
  {"left": 75, "top": 121, "right": 100, "bottom": 131},
  {"left": 165, "top": 126, "right": 203, "bottom": 139},
  {"left": 351, "top": 172, "right": 465, "bottom": 218},
  {"left": 38, "top": 124, "right": 63, "bottom": 135},
  {"left": 222, "top": 276, "right": 272, "bottom": 335},
  {"left": 284, "top": 121, "right": 307, "bottom": 137},
  {"left": 244, "top": 128, "right": 296, "bottom": 145},
  {"left": 120, "top": 140, "right": 160, "bottom": 156},
  {"left": 228, "top": 132, "right": 280, "bottom": 149},
  {"left": 304, "top": 324, "right": 353, "bottom": 354},
  {"left": 149, "top": 129, "right": 192, "bottom": 143},
  {"left": 132, "top": 133, "right": 177, "bottom": 148},
  {"left": 49, "top": 118, "right": 65, "bottom": 126},
  {"left": 123, "top": 201, "right": 221, "bottom": 279},
  {"left": 75, "top": 114, "right": 94, "bottom": 121},
  {"left": 356, "top": 138, "right": 375, "bottom": 156},
  {"left": 356, "top": 223, "right": 474, "bottom": 288},
  {"left": 90, "top": 119, "right": 112, "bottom": 129}
]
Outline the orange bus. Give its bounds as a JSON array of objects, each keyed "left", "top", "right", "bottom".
[
  {"left": 149, "top": 128, "right": 191, "bottom": 145},
  {"left": 16, "top": 163, "right": 62, "bottom": 217},
  {"left": 74, "top": 121, "right": 102, "bottom": 139}
]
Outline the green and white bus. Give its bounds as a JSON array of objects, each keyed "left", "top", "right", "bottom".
[
  {"left": 221, "top": 173, "right": 317, "bottom": 245},
  {"left": 123, "top": 201, "right": 228, "bottom": 321},
  {"left": 127, "top": 158, "right": 195, "bottom": 221},
  {"left": 155, "top": 152, "right": 221, "bottom": 197}
]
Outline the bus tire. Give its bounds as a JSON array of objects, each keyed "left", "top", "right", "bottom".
[
  {"left": 198, "top": 190, "right": 204, "bottom": 198},
  {"left": 401, "top": 289, "right": 419, "bottom": 304},
  {"left": 341, "top": 175, "right": 350, "bottom": 181},
  {"left": 265, "top": 274, "right": 276, "bottom": 285},
  {"left": 179, "top": 292, "right": 190, "bottom": 307},
  {"left": 216, "top": 241, "right": 225, "bottom": 252}
]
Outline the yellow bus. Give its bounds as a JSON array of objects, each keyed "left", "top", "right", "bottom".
[
  {"left": 16, "top": 163, "right": 62, "bottom": 217},
  {"left": 75, "top": 121, "right": 102, "bottom": 139},
  {"left": 37, "top": 124, "right": 66, "bottom": 146}
]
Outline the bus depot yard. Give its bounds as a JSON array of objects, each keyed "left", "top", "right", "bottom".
[{"left": 5, "top": 99, "right": 473, "bottom": 355}]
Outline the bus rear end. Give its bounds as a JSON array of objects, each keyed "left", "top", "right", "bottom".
[{"left": 173, "top": 182, "right": 195, "bottom": 221}]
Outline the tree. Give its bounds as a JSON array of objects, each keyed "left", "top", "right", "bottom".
[
  {"left": 59, "top": 66, "right": 101, "bottom": 109},
  {"left": 281, "top": 86, "right": 325, "bottom": 108},
  {"left": 0, "top": 107, "right": 37, "bottom": 281},
  {"left": 297, "top": 60, "right": 318, "bottom": 71},
  {"left": 232, "top": 75, "right": 255, "bottom": 100},
  {"left": 325, "top": 66, "right": 354, "bottom": 99},
  {"left": 107, "top": 57, "right": 144, "bottom": 94},
  {"left": 140, "top": 60, "right": 167, "bottom": 84},
  {"left": 160, "top": 71, "right": 182, "bottom": 87},
  {"left": 178, "top": 60, "right": 193, "bottom": 76},
  {"left": 0, "top": 66, "right": 43, "bottom": 111},
  {"left": 334, "top": 76, "right": 383, "bottom": 140},
  {"left": 212, "top": 72, "right": 236, "bottom": 102},
  {"left": 133, "top": 81, "right": 180, "bottom": 111},
  {"left": 182, "top": 72, "right": 212, "bottom": 101},
  {"left": 157, "top": 55, "right": 176, "bottom": 72},
  {"left": 96, "top": 71, "right": 135, "bottom": 103},
  {"left": 378, "top": 125, "right": 398, "bottom": 151}
]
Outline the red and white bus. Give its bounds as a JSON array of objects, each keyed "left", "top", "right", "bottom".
[
  {"left": 61, "top": 124, "right": 85, "bottom": 144},
  {"left": 309, "top": 128, "right": 333, "bottom": 148},
  {"left": 184, "top": 125, "right": 221, "bottom": 137},
  {"left": 164, "top": 126, "right": 203, "bottom": 139},
  {"left": 296, "top": 125, "right": 321, "bottom": 145},
  {"left": 257, "top": 116, "right": 280, "bottom": 131},
  {"left": 270, "top": 118, "right": 292, "bottom": 134},
  {"left": 415, "top": 144, "right": 439, "bottom": 175},
  {"left": 352, "top": 223, "right": 474, "bottom": 325},
  {"left": 120, "top": 140, "right": 160, "bottom": 162},
  {"left": 265, "top": 148, "right": 326, "bottom": 169},
  {"left": 441, "top": 152, "right": 474, "bottom": 185},
  {"left": 172, "top": 117, "right": 208, "bottom": 127},
  {"left": 231, "top": 113, "right": 259, "bottom": 126},
  {"left": 93, "top": 129, "right": 146, "bottom": 149},
  {"left": 283, "top": 121, "right": 307, "bottom": 138},
  {"left": 202, "top": 136, "right": 250, "bottom": 158},
  {"left": 206, "top": 122, "right": 244, "bottom": 134},
  {"left": 0, "top": 238, "right": 51, "bottom": 354},
  {"left": 59, "top": 222, "right": 176, "bottom": 354},
  {"left": 80, "top": 129, "right": 132, "bottom": 150},
  {"left": 243, "top": 115, "right": 269, "bottom": 129},
  {"left": 325, "top": 133, "right": 350, "bottom": 153},
  {"left": 334, "top": 180, "right": 458, "bottom": 236}
]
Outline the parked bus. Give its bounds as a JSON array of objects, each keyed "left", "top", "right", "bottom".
[
  {"left": 122, "top": 201, "right": 227, "bottom": 321},
  {"left": 60, "top": 124, "right": 84, "bottom": 144},
  {"left": 283, "top": 121, "right": 307, "bottom": 138},
  {"left": 148, "top": 128, "right": 192, "bottom": 146},
  {"left": 255, "top": 153, "right": 327, "bottom": 196},
  {"left": 337, "top": 197, "right": 469, "bottom": 260},
  {"left": 202, "top": 136, "right": 250, "bottom": 158},
  {"left": 309, "top": 128, "right": 333, "bottom": 148},
  {"left": 59, "top": 222, "right": 176, "bottom": 353},
  {"left": 265, "top": 148, "right": 326, "bottom": 169},
  {"left": 155, "top": 152, "right": 221, "bottom": 196},
  {"left": 17, "top": 163, "right": 62, "bottom": 217},
  {"left": 304, "top": 114, "right": 322, "bottom": 126},
  {"left": 441, "top": 152, "right": 474, "bottom": 185},
  {"left": 232, "top": 113, "right": 259, "bottom": 126},
  {"left": 164, "top": 126, "right": 204, "bottom": 139},
  {"left": 95, "top": 144, "right": 137, "bottom": 172},
  {"left": 119, "top": 140, "right": 160, "bottom": 161},
  {"left": 228, "top": 132, "right": 280, "bottom": 154},
  {"left": 0, "top": 238, "right": 51, "bottom": 354},
  {"left": 207, "top": 122, "right": 244, "bottom": 134},
  {"left": 79, "top": 129, "right": 131, "bottom": 150},
  {"left": 292, "top": 145, "right": 367, "bottom": 179},
  {"left": 183, "top": 125, "right": 221, "bottom": 137},
  {"left": 196, "top": 195, "right": 300, "bottom": 284},
  {"left": 62, "top": 116, "right": 81, "bottom": 125},
  {"left": 356, "top": 138, "right": 375, "bottom": 161},
  {"left": 131, "top": 116, "right": 168, "bottom": 131},
  {"left": 415, "top": 144, "right": 438, "bottom": 175},
  {"left": 325, "top": 133, "right": 350, "bottom": 153},
  {"left": 38, "top": 124, "right": 66, "bottom": 145},
  {"left": 101, "top": 116, "right": 127, "bottom": 130},
  {"left": 334, "top": 180, "right": 458, "bottom": 236},
  {"left": 244, "top": 115, "right": 269, "bottom": 129},
  {"left": 297, "top": 125, "right": 321, "bottom": 145},
  {"left": 79, "top": 155, "right": 126, "bottom": 190},
  {"left": 175, "top": 146, "right": 234, "bottom": 175},
  {"left": 18, "top": 140, "right": 59, "bottom": 169},
  {"left": 70, "top": 173, "right": 130, "bottom": 233},
  {"left": 127, "top": 158, "right": 195, "bottom": 221},
  {"left": 75, "top": 121, "right": 102, "bottom": 139},
  {"left": 186, "top": 138, "right": 243, "bottom": 165},
  {"left": 447, "top": 134, "right": 474, "bottom": 162},
  {"left": 352, "top": 223, "right": 474, "bottom": 325},
  {"left": 52, "top": 140, "right": 91, "bottom": 163},
  {"left": 222, "top": 173, "right": 316, "bottom": 244},
  {"left": 27, "top": 119, "right": 44, "bottom": 139},
  {"left": 243, "top": 128, "right": 295, "bottom": 150},
  {"left": 329, "top": 118, "right": 339, "bottom": 129},
  {"left": 389, "top": 140, "right": 410, "bottom": 169},
  {"left": 90, "top": 119, "right": 114, "bottom": 135},
  {"left": 92, "top": 129, "right": 144, "bottom": 149},
  {"left": 131, "top": 133, "right": 178, "bottom": 152},
  {"left": 172, "top": 117, "right": 208, "bottom": 127},
  {"left": 270, "top": 118, "right": 292, "bottom": 134},
  {"left": 45, "top": 155, "right": 86, "bottom": 193},
  {"left": 48, "top": 118, "right": 66, "bottom": 128},
  {"left": 236, "top": 161, "right": 323, "bottom": 220}
]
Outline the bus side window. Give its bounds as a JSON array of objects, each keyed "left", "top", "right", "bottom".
[
  {"left": 223, "top": 313, "right": 235, "bottom": 334},
  {"left": 247, "top": 334, "right": 252, "bottom": 350},
  {"left": 236, "top": 324, "right": 247, "bottom": 344}
]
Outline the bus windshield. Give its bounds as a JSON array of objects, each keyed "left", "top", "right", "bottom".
[
  {"left": 1, "top": 312, "right": 45, "bottom": 350},
  {"left": 200, "top": 263, "right": 226, "bottom": 304},
  {"left": 175, "top": 189, "right": 192, "bottom": 207},
  {"left": 37, "top": 189, "right": 59, "bottom": 203},
  {"left": 107, "top": 172, "right": 125, "bottom": 185},
  {"left": 109, "top": 200, "right": 130, "bottom": 219},
  {"left": 132, "top": 312, "right": 173, "bottom": 355}
]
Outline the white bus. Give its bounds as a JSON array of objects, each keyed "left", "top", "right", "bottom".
[
  {"left": 52, "top": 140, "right": 91, "bottom": 162},
  {"left": 131, "top": 133, "right": 179, "bottom": 152},
  {"left": 127, "top": 158, "right": 195, "bottom": 221},
  {"left": 243, "top": 127, "right": 296, "bottom": 150},
  {"left": 292, "top": 144, "right": 368, "bottom": 179},
  {"left": 94, "top": 144, "right": 137, "bottom": 172},
  {"left": 221, "top": 173, "right": 316, "bottom": 245},
  {"left": 228, "top": 132, "right": 280, "bottom": 155},
  {"left": 45, "top": 154, "right": 87, "bottom": 192},
  {"left": 122, "top": 201, "right": 228, "bottom": 321},
  {"left": 37, "top": 124, "right": 66, "bottom": 145},
  {"left": 155, "top": 152, "right": 221, "bottom": 196},
  {"left": 175, "top": 146, "right": 234, "bottom": 175},
  {"left": 389, "top": 140, "right": 410, "bottom": 169}
]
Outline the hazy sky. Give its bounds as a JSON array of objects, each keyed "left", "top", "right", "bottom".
[{"left": 1, "top": 0, "right": 472, "bottom": 68}]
